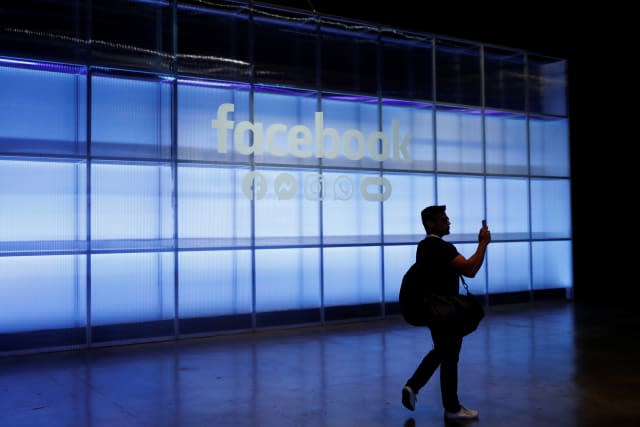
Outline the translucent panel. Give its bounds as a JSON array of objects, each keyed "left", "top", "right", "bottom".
[
  {"left": 381, "top": 102, "right": 434, "bottom": 171},
  {"left": 435, "top": 40, "right": 481, "bottom": 106},
  {"left": 177, "top": 81, "right": 251, "bottom": 162},
  {"left": 528, "top": 56, "right": 567, "bottom": 116},
  {"left": 253, "top": 168, "right": 320, "bottom": 244},
  {"left": 252, "top": 89, "right": 319, "bottom": 167},
  {"left": 0, "top": 160, "right": 86, "bottom": 242},
  {"left": 0, "top": 255, "right": 86, "bottom": 333},
  {"left": 320, "top": 96, "right": 380, "bottom": 169},
  {"left": 484, "top": 48, "right": 525, "bottom": 111},
  {"left": 253, "top": 6, "right": 317, "bottom": 87},
  {"left": 487, "top": 242, "right": 531, "bottom": 293},
  {"left": 91, "top": 163, "right": 173, "bottom": 240},
  {"left": 530, "top": 117, "right": 570, "bottom": 177},
  {"left": 0, "top": 2, "right": 87, "bottom": 62},
  {"left": 436, "top": 175, "right": 485, "bottom": 239},
  {"left": 91, "top": 0, "right": 173, "bottom": 72},
  {"left": 436, "top": 107, "right": 483, "bottom": 173},
  {"left": 177, "top": 2, "right": 250, "bottom": 80},
  {"left": 383, "top": 245, "right": 415, "bottom": 302},
  {"left": 178, "top": 250, "right": 252, "bottom": 317},
  {"left": 530, "top": 179, "right": 571, "bottom": 239},
  {"left": 323, "top": 246, "right": 382, "bottom": 306},
  {"left": 532, "top": 241, "right": 573, "bottom": 290},
  {"left": 485, "top": 113, "right": 528, "bottom": 175},
  {"left": 486, "top": 177, "right": 529, "bottom": 239},
  {"left": 255, "top": 248, "right": 321, "bottom": 312},
  {"left": 321, "top": 171, "right": 382, "bottom": 244},
  {"left": 382, "top": 173, "right": 435, "bottom": 240},
  {"left": 457, "top": 243, "right": 487, "bottom": 295},
  {"left": 320, "top": 21, "right": 378, "bottom": 94},
  {"left": 178, "top": 165, "right": 252, "bottom": 245},
  {"left": 0, "top": 65, "right": 86, "bottom": 156},
  {"left": 380, "top": 33, "right": 433, "bottom": 100},
  {"left": 91, "top": 74, "right": 172, "bottom": 159},
  {"left": 91, "top": 252, "right": 173, "bottom": 326}
]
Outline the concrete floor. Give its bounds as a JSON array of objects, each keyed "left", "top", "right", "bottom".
[{"left": 1, "top": 301, "right": 638, "bottom": 427}]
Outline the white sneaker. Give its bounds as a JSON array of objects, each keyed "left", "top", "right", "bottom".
[
  {"left": 401, "top": 386, "right": 417, "bottom": 411},
  {"left": 444, "top": 404, "right": 479, "bottom": 420}
]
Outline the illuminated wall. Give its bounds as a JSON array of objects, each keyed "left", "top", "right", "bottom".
[{"left": 0, "top": 0, "right": 571, "bottom": 353}]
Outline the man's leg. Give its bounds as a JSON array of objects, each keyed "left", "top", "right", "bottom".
[
  {"left": 433, "top": 330, "right": 463, "bottom": 413},
  {"left": 405, "top": 333, "right": 440, "bottom": 393}
]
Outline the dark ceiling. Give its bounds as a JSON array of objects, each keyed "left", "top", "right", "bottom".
[{"left": 259, "top": 0, "right": 575, "bottom": 58}]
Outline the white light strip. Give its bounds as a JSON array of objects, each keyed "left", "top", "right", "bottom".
[{"left": 5, "top": 28, "right": 250, "bottom": 66}]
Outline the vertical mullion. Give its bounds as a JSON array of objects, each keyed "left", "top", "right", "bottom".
[
  {"left": 171, "top": 0, "right": 179, "bottom": 339},
  {"left": 525, "top": 52, "right": 535, "bottom": 301},
  {"left": 316, "top": 14, "right": 325, "bottom": 325},
  {"left": 85, "top": 0, "right": 93, "bottom": 348},
  {"left": 248, "top": 2, "right": 257, "bottom": 330},
  {"left": 432, "top": 38, "right": 438, "bottom": 202},
  {"left": 480, "top": 44, "right": 490, "bottom": 302},
  {"left": 376, "top": 26, "right": 385, "bottom": 317},
  {"left": 85, "top": 68, "right": 92, "bottom": 348},
  {"left": 74, "top": 69, "right": 82, "bottom": 339}
]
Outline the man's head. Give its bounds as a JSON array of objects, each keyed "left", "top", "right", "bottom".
[{"left": 421, "top": 205, "right": 450, "bottom": 236}]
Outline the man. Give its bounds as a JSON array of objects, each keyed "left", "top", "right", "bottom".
[{"left": 402, "top": 205, "right": 490, "bottom": 420}]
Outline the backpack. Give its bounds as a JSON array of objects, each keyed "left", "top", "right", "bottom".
[
  {"left": 398, "top": 262, "right": 430, "bottom": 326},
  {"left": 399, "top": 263, "right": 485, "bottom": 334}
]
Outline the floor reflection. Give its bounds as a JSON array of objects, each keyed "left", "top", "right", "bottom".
[{"left": 1, "top": 301, "right": 637, "bottom": 426}]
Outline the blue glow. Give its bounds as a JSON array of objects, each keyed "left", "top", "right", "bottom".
[
  {"left": 1, "top": 65, "right": 86, "bottom": 151},
  {"left": 0, "top": 50, "right": 572, "bottom": 345},
  {"left": 383, "top": 245, "right": 414, "bottom": 302},
  {"left": 437, "top": 175, "right": 485, "bottom": 237},
  {"left": 530, "top": 117, "right": 569, "bottom": 177},
  {"left": 487, "top": 242, "right": 531, "bottom": 293},
  {"left": 0, "top": 57, "right": 85, "bottom": 74},
  {"left": 91, "top": 163, "right": 173, "bottom": 240},
  {"left": 179, "top": 251, "right": 253, "bottom": 317},
  {"left": 436, "top": 109, "right": 483, "bottom": 173},
  {"left": 177, "top": 78, "right": 251, "bottom": 90},
  {"left": 177, "top": 82, "right": 251, "bottom": 161},
  {"left": 253, "top": 168, "right": 320, "bottom": 239},
  {"left": 532, "top": 241, "right": 572, "bottom": 290},
  {"left": 129, "top": 0, "right": 171, "bottom": 7},
  {"left": 0, "top": 58, "right": 40, "bottom": 66},
  {"left": 323, "top": 246, "right": 382, "bottom": 306},
  {"left": 322, "top": 171, "right": 381, "bottom": 239},
  {"left": 91, "top": 252, "right": 174, "bottom": 325},
  {"left": 178, "top": 165, "right": 252, "bottom": 241},
  {"left": 0, "top": 255, "right": 86, "bottom": 333},
  {"left": 92, "top": 75, "right": 172, "bottom": 158},
  {"left": 381, "top": 104, "right": 434, "bottom": 171},
  {"left": 321, "top": 98, "right": 379, "bottom": 169},
  {"left": 383, "top": 173, "right": 435, "bottom": 237},
  {"left": 254, "top": 84, "right": 316, "bottom": 97},
  {"left": 486, "top": 177, "right": 529, "bottom": 237},
  {"left": 255, "top": 248, "right": 321, "bottom": 311},
  {"left": 380, "top": 98, "right": 433, "bottom": 108},
  {"left": 322, "top": 94, "right": 378, "bottom": 103},
  {"left": 531, "top": 179, "right": 572, "bottom": 239},
  {"left": 0, "top": 160, "right": 86, "bottom": 241},
  {"left": 485, "top": 114, "right": 528, "bottom": 175},
  {"left": 253, "top": 91, "right": 319, "bottom": 166}
]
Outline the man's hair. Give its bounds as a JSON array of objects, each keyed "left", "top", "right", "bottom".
[{"left": 421, "top": 205, "right": 446, "bottom": 233}]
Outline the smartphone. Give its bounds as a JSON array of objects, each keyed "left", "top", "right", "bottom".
[{"left": 482, "top": 219, "right": 487, "bottom": 228}]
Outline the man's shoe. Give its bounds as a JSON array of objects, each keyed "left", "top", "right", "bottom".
[
  {"left": 444, "top": 404, "right": 479, "bottom": 420},
  {"left": 401, "top": 386, "right": 416, "bottom": 411}
]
